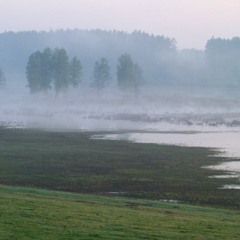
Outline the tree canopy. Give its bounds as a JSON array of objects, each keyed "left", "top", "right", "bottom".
[
  {"left": 26, "top": 49, "right": 53, "bottom": 93},
  {"left": 1, "top": 29, "right": 176, "bottom": 85},
  {"left": 92, "top": 58, "right": 110, "bottom": 95},
  {"left": 205, "top": 37, "right": 240, "bottom": 86},
  {"left": 52, "top": 48, "right": 70, "bottom": 95},
  {"left": 26, "top": 48, "right": 82, "bottom": 95},
  {"left": 117, "top": 54, "right": 143, "bottom": 96},
  {"left": 69, "top": 57, "right": 82, "bottom": 88},
  {"left": 0, "top": 68, "right": 5, "bottom": 87}
]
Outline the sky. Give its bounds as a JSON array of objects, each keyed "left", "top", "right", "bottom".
[{"left": 0, "top": 0, "right": 240, "bottom": 49}]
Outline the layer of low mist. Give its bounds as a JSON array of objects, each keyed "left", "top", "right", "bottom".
[
  {"left": 1, "top": 86, "right": 240, "bottom": 131},
  {"left": 0, "top": 29, "right": 240, "bottom": 131}
]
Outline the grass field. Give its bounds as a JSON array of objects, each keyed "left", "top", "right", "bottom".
[
  {"left": 1, "top": 128, "right": 240, "bottom": 239},
  {"left": 1, "top": 185, "right": 240, "bottom": 240}
]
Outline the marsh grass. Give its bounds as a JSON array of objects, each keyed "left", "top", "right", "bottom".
[{"left": 0, "top": 128, "right": 240, "bottom": 207}]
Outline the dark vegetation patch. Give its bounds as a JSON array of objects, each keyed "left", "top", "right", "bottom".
[{"left": 0, "top": 128, "right": 239, "bottom": 208}]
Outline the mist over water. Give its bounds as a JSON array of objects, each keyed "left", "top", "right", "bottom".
[
  {"left": 1, "top": 88, "right": 240, "bottom": 129},
  {"left": 1, "top": 30, "right": 240, "bottom": 138},
  {"left": 1, "top": 85, "right": 240, "bottom": 132}
]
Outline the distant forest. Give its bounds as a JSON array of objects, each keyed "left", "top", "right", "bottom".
[{"left": 0, "top": 29, "right": 240, "bottom": 95}]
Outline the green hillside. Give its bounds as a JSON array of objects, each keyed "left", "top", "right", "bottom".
[{"left": 1, "top": 185, "right": 240, "bottom": 240}]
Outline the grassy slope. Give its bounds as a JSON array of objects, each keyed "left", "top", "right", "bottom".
[{"left": 1, "top": 185, "right": 240, "bottom": 240}]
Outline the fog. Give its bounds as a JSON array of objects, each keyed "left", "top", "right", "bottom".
[
  {"left": 1, "top": 85, "right": 240, "bottom": 132},
  {"left": 1, "top": 30, "right": 240, "bottom": 133}
]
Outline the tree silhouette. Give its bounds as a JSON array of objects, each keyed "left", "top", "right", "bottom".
[
  {"left": 93, "top": 58, "right": 110, "bottom": 96},
  {"left": 117, "top": 53, "right": 143, "bottom": 96}
]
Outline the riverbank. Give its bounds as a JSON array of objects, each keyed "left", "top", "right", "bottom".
[{"left": 0, "top": 128, "right": 240, "bottom": 208}]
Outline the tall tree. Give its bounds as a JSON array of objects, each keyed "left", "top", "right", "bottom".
[
  {"left": 40, "top": 48, "right": 53, "bottom": 91},
  {"left": 205, "top": 37, "right": 240, "bottom": 87},
  {"left": 117, "top": 53, "right": 143, "bottom": 96},
  {"left": 117, "top": 54, "right": 134, "bottom": 91},
  {"left": 26, "top": 48, "right": 82, "bottom": 95},
  {"left": 52, "top": 48, "right": 70, "bottom": 95},
  {"left": 0, "top": 68, "right": 5, "bottom": 87},
  {"left": 26, "top": 49, "right": 53, "bottom": 94},
  {"left": 93, "top": 58, "right": 110, "bottom": 95},
  {"left": 69, "top": 57, "right": 82, "bottom": 88},
  {"left": 26, "top": 51, "right": 43, "bottom": 93},
  {"left": 133, "top": 63, "right": 143, "bottom": 96}
]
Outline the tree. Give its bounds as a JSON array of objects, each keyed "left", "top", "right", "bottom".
[
  {"left": 117, "top": 53, "right": 143, "bottom": 96},
  {"left": 52, "top": 48, "right": 70, "bottom": 95},
  {"left": 26, "top": 51, "right": 43, "bottom": 93},
  {"left": 26, "top": 47, "right": 82, "bottom": 95},
  {"left": 133, "top": 63, "right": 143, "bottom": 96},
  {"left": 117, "top": 54, "right": 134, "bottom": 91},
  {"left": 69, "top": 57, "right": 82, "bottom": 88},
  {"left": 93, "top": 58, "right": 110, "bottom": 95},
  {"left": 205, "top": 37, "right": 240, "bottom": 87},
  {"left": 26, "top": 48, "right": 53, "bottom": 94},
  {"left": 40, "top": 48, "right": 53, "bottom": 91},
  {"left": 0, "top": 68, "right": 5, "bottom": 87}
]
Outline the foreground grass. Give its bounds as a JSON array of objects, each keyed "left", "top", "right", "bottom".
[
  {"left": 0, "top": 128, "right": 240, "bottom": 207},
  {"left": 1, "top": 185, "right": 240, "bottom": 240}
]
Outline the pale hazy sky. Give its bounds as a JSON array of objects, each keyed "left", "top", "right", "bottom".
[{"left": 0, "top": 0, "right": 240, "bottom": 49}]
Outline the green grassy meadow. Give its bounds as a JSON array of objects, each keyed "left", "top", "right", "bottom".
[
  {"left": 1, "top": 128, "right": 240, "bottom": 239},
  {"left": 1, "top": 185, "right": 240, "bottom": 240}
]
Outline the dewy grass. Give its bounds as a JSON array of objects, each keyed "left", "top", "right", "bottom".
[
  {"left": 1, "top": 185, "right": 240, "bottom": 240},
  {"left": 0, "top": 128, "right": 240, "bottom": 208}
]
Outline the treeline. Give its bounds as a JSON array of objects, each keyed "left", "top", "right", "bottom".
[
  {"left": 0, "top": 29, "right": 175, "bottom": 86},
  {"left": 205, "top": 37, "right": 240, "bottom": 87},
  {"left": 0, "top": 29, "right": 240, "bottom": 95},
  {"left": 26, "top": 47, "right": 143, "bottom": 95}
]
